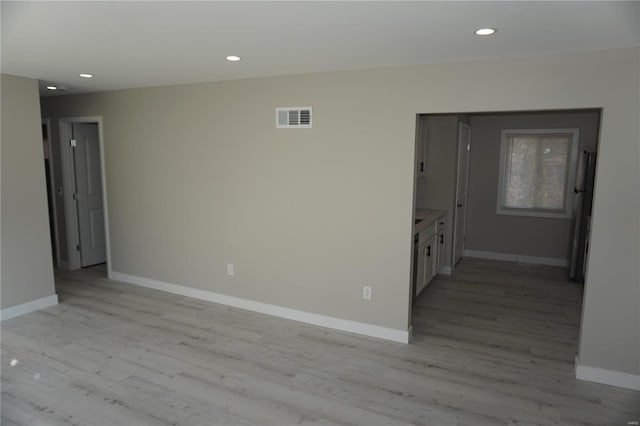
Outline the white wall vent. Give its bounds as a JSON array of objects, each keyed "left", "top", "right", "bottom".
[{"left": 276, "top": 107, "right": 312, "bottom": 128}]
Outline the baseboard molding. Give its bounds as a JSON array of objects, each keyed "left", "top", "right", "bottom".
[
  {"left": 464, "top": 249, "right": 567, "bottom": 267},
  {"left": 111, "top": 271, "right": 410, "bottom": 344},
  {"left": 575, "top": 358, "right": 640, "bottom": 390},
  {"left": 438, "top": 266, "right": 452, "bottom": 275},
  {"left": 0, "top": 295, "right": 59, "bottom": 321}
]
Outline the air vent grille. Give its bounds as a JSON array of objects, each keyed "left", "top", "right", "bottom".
[{"left": 276, "top": 107, "right": 312, "bottom": 128}]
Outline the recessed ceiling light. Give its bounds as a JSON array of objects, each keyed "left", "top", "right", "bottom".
[
  {"left": 475, "top": 28, "right": 496, "bottom": 36},
  {"left": 226, "top": 55, "right": 241, "bottom": 62},
  {"left": 79, "top": 73, "right": 93, "bottom": 78},
  {"left": 46, "top": 85, "right": 57, "bottom": 90}
]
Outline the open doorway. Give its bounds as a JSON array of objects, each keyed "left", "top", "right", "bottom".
[
  {"left": 412, "top": 109, "right": 600, "bottom": 283},
  {"left": 58, "top": 117, "right": 110, "bottom": 272},
  {"left": 410, "top": 108, "right": 601, "bottom": 361}
]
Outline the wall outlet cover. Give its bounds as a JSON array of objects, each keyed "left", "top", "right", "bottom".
[{"left": 362, "top": 286, "right": 372, "bottom": 301}]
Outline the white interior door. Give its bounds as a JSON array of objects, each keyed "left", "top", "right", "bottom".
[
  {"left": 453, "top": 122, "right": 471, "bottom": 265},
  {"left": 73, "top": 123, "right": 106, "bottom": 267}
]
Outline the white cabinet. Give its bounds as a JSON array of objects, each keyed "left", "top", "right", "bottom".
[
  {"left": 416, "top": 240, "right": 426, "bottom": 296},
  {"left": 424, "top": 234, "right": 437, "bottom": 288},
  {"left": 416, "top": 228, "right": 437, "bottom": 297},
  {"left": 414, "top": 213, "right": 448, "bottom": 298},
  {"left": 436, "top": 216, "right": 447, "bottom": 274}
]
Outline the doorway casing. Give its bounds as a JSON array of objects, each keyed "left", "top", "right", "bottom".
[{"left": 453, "top": 122, "right": 471, "bottom": 265}]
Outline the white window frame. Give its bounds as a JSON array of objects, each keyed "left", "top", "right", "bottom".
[{"left": 496, "top": 128, "right": 579, "bottom": 219}]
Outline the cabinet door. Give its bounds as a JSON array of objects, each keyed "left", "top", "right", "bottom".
[
  {"left": 416, "top": 241, "right": 427, "bottom": 296},
  {"left": 437, "top": 231, "right": 446, "bottom": 272},
  {"left": 424, "top": 235, "right": 437, "bottom": 286},
  {"left": 416, "top": 234, "right": 437, "bottom": 296}
]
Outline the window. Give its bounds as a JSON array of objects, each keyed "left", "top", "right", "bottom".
[{"left": 497, "top": 128, "right": 579, "bottom": 219}]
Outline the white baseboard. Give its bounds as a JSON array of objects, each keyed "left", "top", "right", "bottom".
[
  {"left": 0, "top": 295, "right": 59, "bottom": 321},
  {"left": 110, "top": 271, "right": 410, "bottom": 344},
  {"left": 464, "top": 249, "right": 567, "bottom": 267},
  {"left": 438, "top": 266, "right": 452, "bottom": 275},
  {"left": 575, "top": 358, "right": 640, "bottom": 390}
]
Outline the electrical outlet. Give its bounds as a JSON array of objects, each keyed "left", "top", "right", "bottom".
[
  {"left": 227, "top": 264, "right": 234, "bottom": 276},
  {"left": 362, "top": 286, "right": 372, "bottom": 301}
]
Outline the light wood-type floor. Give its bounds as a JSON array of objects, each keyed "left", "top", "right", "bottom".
[{"left": 2, "top": 259, "right": 639, "bottom": 425}]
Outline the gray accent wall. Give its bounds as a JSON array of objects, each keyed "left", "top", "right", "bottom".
[
  {"left": 40, "top": 47, "right": 639, "bottom": 377},
  {"left": 465, "top": 111, "right": 601, "bottom": 260},
  {"left": 1, "top": 74, "right": 56, "bottom": 309}
]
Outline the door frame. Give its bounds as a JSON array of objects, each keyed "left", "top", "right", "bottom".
[
  {"left": 42, "top": 118, "right": 63, "bottom": 269},
  {"left": 59, "top": 116, "right": 111, "bottom": 276},
  {"left": 452, "top": 122, "right": 471, "bottom": 266}
]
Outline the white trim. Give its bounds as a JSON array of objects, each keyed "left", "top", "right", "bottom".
[
  {"left": 453, "top": 122, "right": 471, "bottom": 264},
  {"left": 97, "top": 119, "right": 113, "bottom": 279},
  {"left": 463, "top": 249, "right": 567, "bottom": 267},
  {"left": 497, "top": 128, "right": 579, "bottom": 220},
  {"left": 42, "top": 118, "right": 62, "bottom": 269},
  {"left": 575, "top": 358, "right": 640, "bottom": 391},
  {"left": 438, "top": 266, "right": 452, "bottom": 275},
  {"left": 0, "top": 295, "right": 59, "bottom": 321},
  {"left": 111, "top": 271, "right": 410, "bottom": 343},
  {"left": 58, "top": 117, "right": 111, "bottom": 277}
]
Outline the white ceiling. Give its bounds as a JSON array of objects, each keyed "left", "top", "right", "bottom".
[{"left": 2, "top": 1, "right": 638, "bottom": 96}]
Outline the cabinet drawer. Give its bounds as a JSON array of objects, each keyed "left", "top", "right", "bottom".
[{"left": 418, "top": 221, "right": 437, "bottom": 245}]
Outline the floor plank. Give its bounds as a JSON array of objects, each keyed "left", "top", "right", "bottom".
[{"left": 2, "top": 260, "right": 639, "bottom": 425}]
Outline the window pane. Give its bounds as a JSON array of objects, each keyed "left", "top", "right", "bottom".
[{"left": 504, "top": 134, "right": 570, "bottom": 210}]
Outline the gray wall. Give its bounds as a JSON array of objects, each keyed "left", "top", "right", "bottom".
[
  {"left": 1, "top": 74, "right": 56, "bottom": 309},
  {"left": 465, "top": 111, "right": 601, "bottom": 260},
  {"left": 41, "top": 47, "right": 639, "bottom": 376}
]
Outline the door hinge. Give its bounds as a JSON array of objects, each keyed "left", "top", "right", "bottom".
[
  {"left": 467, "top": 143, "right": 471, "bottom": 151},
  {"left": 76, "top": 244, "right": 80, "bottom": 252},
  {"left": 70, "top": 139, "right": 77, "bottom": 147},
  {"left": 72, "top": 193, "right": 78, "bottom": 201}
]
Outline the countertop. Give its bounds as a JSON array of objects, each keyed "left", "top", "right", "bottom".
[{"left": 414, "top": 209, "right": 447, "bottom": 234}]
